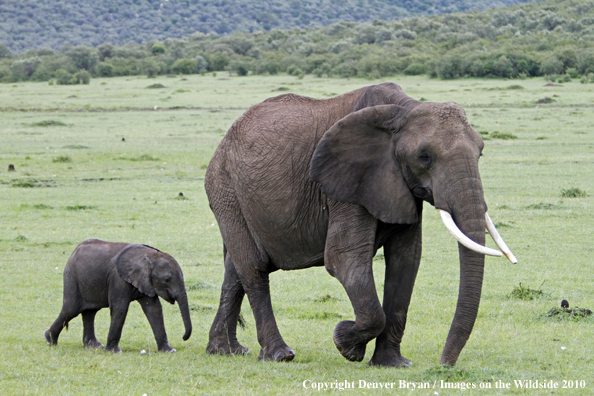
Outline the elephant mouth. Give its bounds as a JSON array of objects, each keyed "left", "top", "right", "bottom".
[
  {"left": 439, "top": 210, "right": 517, "bottom": 264},
  {"left": 412, "top": 186, "right": 434, "bottom": 204}
]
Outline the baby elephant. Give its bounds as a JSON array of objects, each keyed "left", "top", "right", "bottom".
[{"left": 45, "top": 239, "right": 192, "bottom": 352}]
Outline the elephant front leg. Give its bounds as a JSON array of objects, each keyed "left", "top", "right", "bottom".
[
  {"left": 207, "top": 251, "right": 249, "bottom": 356},
  {"left": 105, "top": 301, "right": 130, "bottom": 353},
  {"left": 369, "top": 223, "right": 422, "bottom": 368},
  {"left": 331, "top": 262, "right": 386, "bottom": 362},
  {"left": 138, "top": 296, "right": 175, "bottom": 352},
  {"left": 326, "top": 203, "right": 385, "bottom": 362}
]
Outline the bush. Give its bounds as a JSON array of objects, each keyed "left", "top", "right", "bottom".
[
  {"left": 96, "top": 62, "right": 114, "bottom": 77},
  {"left": 151, "top": 44, "right": 166, "bottom": 55},
  {"left": 171, "top": 59, "right": 198, "bottom": 74},
  {"left": 404, "top": 63, "right": 427, "bottom": 76},
  {"left": 74, "top": 70, "right": 91, "bottom": 84},
  {"left": 55, "top": 69, "right": 74, "bottom": 85},
  {"left": 10, "top": 57, "right": 41, "bottom": 81},
  {"left": 539, "top": 57, "right": 564, "bottom": 76},
  {"left": 229, "top": 60, "right": 250, "bottom": 76},
  {"left": 560, "top": 187, "right": 587, "bottom": 198},
  {"left": 577, "top": 49, "right": 594, "bottom": 75},
  {"left": 195, "top": 55, "right": 208, "bottom": 72},
  {"left": 287, "top": 65, "right": 304, "bottom": 77},
  {"left": 435, "top": 54, "right": 464, "bottom": 79},
  {"left": 66, "top": 46, "right": 98, "bottom": 72}
]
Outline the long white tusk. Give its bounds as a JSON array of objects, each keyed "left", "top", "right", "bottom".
[
  {"left": 485, "top": 213, "right": 518, "bottom": 264},
  {"left": 439, "top": 210, "right": 503, "bottom": 257}
]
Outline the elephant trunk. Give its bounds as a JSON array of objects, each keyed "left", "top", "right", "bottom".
[
  {"left": 437, "top": 169, "right": 486, "bottom": 366},
  {"left": 177, "top": 291, "right": 192, "bottom": 341}
]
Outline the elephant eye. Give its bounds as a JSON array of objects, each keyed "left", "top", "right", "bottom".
[
  {"left": 418, "top": 152, "right": 432, "bottom": 167},
  {"left": 164, "top": 276, "right": 172, "bottom": 283}
]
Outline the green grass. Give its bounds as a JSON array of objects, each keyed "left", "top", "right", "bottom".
[
  {"left": 507, "top": 283, "right": 549, "bottom": 301},
  {"left": 561, "top": 187, "right": 588, "bottom": 198},
  {"left": 1, "top": 74, "right": 594, "bottom": 395}
]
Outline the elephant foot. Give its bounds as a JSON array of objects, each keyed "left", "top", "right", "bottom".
[
  {"left": 44, "top": 329, "right": 55, "bottom": 346},
  {"left": 105, "top": 345, "right": 122, "bottom": 354},
  {"left": 369, "top": 351, "right": 412, "bottom": 368},
  {"left": 258, "top": 344, "right": 295, "bottom": 362},
  {"left": 158, "top": 343, "right": 176, "bottom": 353},
  {"left": 206, "top": 337, "right": 249, "bottom": 356},
  {"left": 333, "top": 320, "right": 367, "bottom": 362},
  {"left": 83, "top": 339, "right": 104, "bottom": 349}
]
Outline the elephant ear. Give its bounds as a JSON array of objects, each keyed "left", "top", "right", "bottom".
[
  {"left": 310, "top": 104, "right": 418, "bottom": 224},
  {"left": 115, "top": 245, "right": 156, "bottom": 297}
]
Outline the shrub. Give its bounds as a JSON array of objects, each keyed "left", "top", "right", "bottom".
[
  {"left": 74, "top": 70, "right": 91, "bottom": 84},
  {"left": 287, "top": 65, "right": 304, "bottom": 77},
  {"left": 53, "top": 155, "right": 72, "bottom": 163},
  {"left": 151, "top": 44, "right": 166, "bottom": 55},
  {"left": 229, "top": 61, "right": 250, "bottom": 76},
  {"left": 195, "top": 55, "right": 208, "bottom": 72},
  {"left": 490, "top": 131, "right": 518, "bottom": 139},
  {"left": 96, "top": 62, "right": 114, "bottom": 77},
  {"left": 507, "top": 283, "right": 547, "bottom": 301},
  {"left": 435, "top": 54, "right": 464, "bottom": 79},
  {"left": 539, "top": 57, "right": 564, "bottom": 76},
  {"left": 66, "top": 46, "right": 98, "bottom": 72},
  {"left": 403, "top": 63, "right": 426, "bottom": 75},
  {"left": 560, "top": 187, "right": 587, "bottom": 198},
  {"left": 55, "top": 69, "right": 74, "bottom": 85},
  {"left": 171, "top": 59, "right": 198, "bottom": 74}
]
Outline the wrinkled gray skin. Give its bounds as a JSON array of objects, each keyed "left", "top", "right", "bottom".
[
  {"left": 45, "top": 239, "right": 192, "bottom": 352},
  {"left": 205, "top": 83, "right": 487, "bottom": 367}
]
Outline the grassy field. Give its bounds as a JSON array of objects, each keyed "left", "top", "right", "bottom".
[{"left": 1, "top": 73, "right": 593, "bottom": 395}]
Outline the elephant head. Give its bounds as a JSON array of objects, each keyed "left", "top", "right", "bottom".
[
  {"left": 115, "top": 245, "right": 192, "bottom": 341},
  {"left": 311, "top": 95, "right": 515, "bottom": 366}
]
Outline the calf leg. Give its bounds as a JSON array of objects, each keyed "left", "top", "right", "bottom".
[
  {"left": 105, "top": 301, "right": 130, "bottom": 353},
  {"left": 82, "top": 309, "right": 103, "bottom": 348},
  {"left": 138, "top": 295, "right": 175, "bottom": 352}
]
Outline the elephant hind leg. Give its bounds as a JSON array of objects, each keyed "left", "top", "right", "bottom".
[
  {"left": 207, "top": 249, "right": 249, "bottom": 356},
  {"left": 211, "top": 205, "right": 294, "bottom": 361},
  {"left": 45, "top": 309, "right": 80, "bottom": 346},
  {"left": 82, "top": 309, "right": 104, "bottom": 348}
]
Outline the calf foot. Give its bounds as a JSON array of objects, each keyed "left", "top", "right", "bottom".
[
  {"left": 105, "top": 345, "right": 122, "bottom": 354},
  {"left": 333, "top": 320, "right": 368, "bottom": 362},
  {"left": 83, "top": 339, "right": 104, "bottom": 349},
  {"left": 158, "top": 343, "right": 176, "bottom": 353},
  {"left": 258, "top": 344, "right": 295, "bottom": 362},
  {"left": 44, "top": 330, "right": 54, "bottom": 346}
]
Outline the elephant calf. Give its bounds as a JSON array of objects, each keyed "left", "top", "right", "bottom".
[{"left": 44, "top": 239, "right": 192, "bottom": 353}]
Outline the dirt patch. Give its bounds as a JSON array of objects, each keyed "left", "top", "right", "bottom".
[{"left": 544, "top": 301, "right": 592, "bottom": 322}]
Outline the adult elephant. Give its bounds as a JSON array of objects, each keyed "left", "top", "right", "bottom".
[{"left": 204, "top": 83, "right": 516, "bottom": 367}]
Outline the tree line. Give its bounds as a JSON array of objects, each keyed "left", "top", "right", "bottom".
[
  {"left": 1, "top": 0, "right": 541, "bottom": 53},
  {"left": 2, "top": 0, "right": 594, "bottom": 84}
]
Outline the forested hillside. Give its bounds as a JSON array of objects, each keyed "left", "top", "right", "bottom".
[
  {"left": 2, "top": 0, "right": 594, "bottom": 83},
  {"left": 1, "top": 0, "right": 542, "bottom": 53}
]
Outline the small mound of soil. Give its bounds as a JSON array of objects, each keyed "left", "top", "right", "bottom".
[{"left": 546, "top": 306, "right": 592, "bottom": 319}]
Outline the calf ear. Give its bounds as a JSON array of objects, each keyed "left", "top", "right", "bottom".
[
  {"left": 115, "top": 245, "right": 156, "bottom": 297},
  {"left": 310, "top": 104, "right": 418, "bottom": 224}
]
